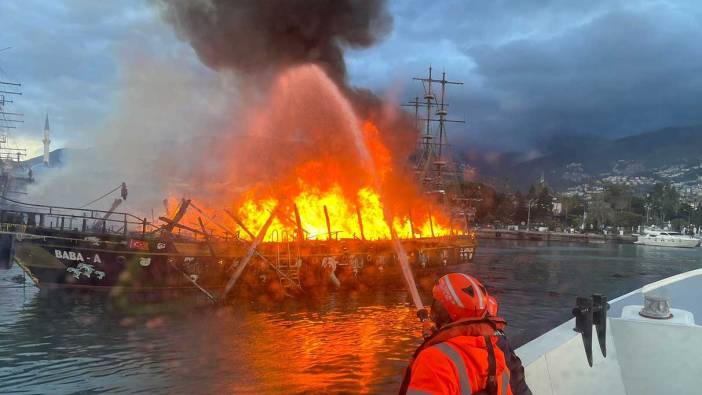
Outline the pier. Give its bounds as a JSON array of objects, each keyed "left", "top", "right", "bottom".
[{"left": 476, "top": 229, "right": 637, "bottom": 244}]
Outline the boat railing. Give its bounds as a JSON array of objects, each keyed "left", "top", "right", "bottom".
[{"left": 0, "top": 195, "right": 158, "bottom": 237}]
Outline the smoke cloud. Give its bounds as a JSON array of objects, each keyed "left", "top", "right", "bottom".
[
  {"left": 29, "top": 1, "right": 407, "bottom": 223},
  {"left": 28, "top": 53, "right": 240, "bottom": 215},
  {"left": 154, "top": 0, "right": 393, "bottom": 83}
]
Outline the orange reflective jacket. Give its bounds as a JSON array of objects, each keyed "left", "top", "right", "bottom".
[{"left": 401, "top": 317, "right": 514, "bottom": 395}]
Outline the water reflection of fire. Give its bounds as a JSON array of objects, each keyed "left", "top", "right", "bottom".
[{"left": 166, "top": 64, "right": 464, "bottom": 241}]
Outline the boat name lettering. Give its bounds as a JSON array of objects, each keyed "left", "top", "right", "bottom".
[
  {"left": 54, "top": 250, "right": 102, "bottom": 264},
  {"left": 55, "top": 250, "right": 84, "bottom": 261}
]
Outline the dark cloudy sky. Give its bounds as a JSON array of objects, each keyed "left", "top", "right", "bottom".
[{"left": 2, "top": 0, "right": 701, "bottom": 156}]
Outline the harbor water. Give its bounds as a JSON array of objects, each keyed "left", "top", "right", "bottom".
[{"left": 1, "top": 240, "right": 701, "bottom": 394}]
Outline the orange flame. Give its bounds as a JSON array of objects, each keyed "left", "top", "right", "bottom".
[{"left": 165, "top": 65, "right": 461, "bottom": 241}]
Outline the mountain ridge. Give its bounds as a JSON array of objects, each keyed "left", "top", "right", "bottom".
[{"left": 466, "top": 124, "right": 702, "bottom": 190}]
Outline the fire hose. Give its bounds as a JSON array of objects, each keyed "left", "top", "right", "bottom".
[{"left": 389, "top": 230, "right": 434, "bottom": 339}]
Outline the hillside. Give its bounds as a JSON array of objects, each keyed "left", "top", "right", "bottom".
[{"left": 472, "top": 125, "right": 702, "bottom": 190}]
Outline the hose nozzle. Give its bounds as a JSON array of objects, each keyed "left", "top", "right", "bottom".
[
  {"left": 417, "top": 307, "right": 429, "bottom": 322},
  {"left": 417, "top": 308, "right": 435, "bottom": 339}
]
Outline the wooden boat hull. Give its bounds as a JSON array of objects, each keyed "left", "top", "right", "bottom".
[{"left": 10, "top": 231, "right": 477, "bottom": 297}]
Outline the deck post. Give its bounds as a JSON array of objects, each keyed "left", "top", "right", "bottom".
[
  {"left": 428, "top": 208, "right": 435, "bottom": 238},
  {"left": 323, "top": 205, "right": 332, "bottom": 240},
  {"left": 294, "top": 204, "right": 304, "bottom": 241},
  {"left": 356, "top": 205, "right": 365, "bottom": 241},
  {"left": 408, "top": 209, "right": 416, "bottom": 239}
]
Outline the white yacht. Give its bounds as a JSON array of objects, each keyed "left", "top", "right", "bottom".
[
  {"left": 518, "top": 269, "right": 702, "bottom": 394},
  {"left": 634, "top": 230, "right": 699, "bottom": 248}
]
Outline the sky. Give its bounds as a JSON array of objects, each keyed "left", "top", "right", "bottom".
[{"left": 2, "top": 0, "right": 702, "bottom": 158}]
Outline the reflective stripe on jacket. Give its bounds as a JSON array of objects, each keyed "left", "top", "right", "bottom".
[
  {"left": 399, "top": 316, "right": 531, "bottom": 395},
  {"left": 406, "top": 335, "right": 512, "bottom": 395}
]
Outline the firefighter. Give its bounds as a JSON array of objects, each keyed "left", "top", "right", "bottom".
[{"left": 400, "top": 273, "right": 531, "bottom": 395}]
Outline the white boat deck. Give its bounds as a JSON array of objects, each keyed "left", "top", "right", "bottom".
[{"left": 517, "top": 269, "right": 702, "bottom": 394}]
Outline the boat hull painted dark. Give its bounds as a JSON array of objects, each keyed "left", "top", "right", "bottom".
[{"left": 11, "top": 232, "right": 477, "bottom": 297}]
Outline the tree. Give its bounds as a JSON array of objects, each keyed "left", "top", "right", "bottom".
[
  {"left": 526, "top": 180, "right": 554, "bottom": 225},
  {"left": 646, "top": 183, "right": 681, "bottom": 223},
  {"left": 560, "top": 195, "right": 585, "bottom": 227},
  {"left": 604, "top": 184, "right": 631, "bottom": 211},
  {"left": 587, "top": 196, "right": 614, "bottom": 229},
  {"left": 494, "top": 194, "right": 517, "bottom": 224},
  {"left": 514, "top": 191, "right": 529, "bottom": 224}
]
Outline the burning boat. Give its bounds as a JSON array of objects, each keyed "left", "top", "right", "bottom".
[
  {"left": 3, "top": 195, "right": 476, "bottom": 301},
  {"left": 4, "top": 65, "right": 477, "bottom": 301}
]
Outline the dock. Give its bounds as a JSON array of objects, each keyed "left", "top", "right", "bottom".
[{"left": 476, "top": 229, "right": 637, "bottom": 244}]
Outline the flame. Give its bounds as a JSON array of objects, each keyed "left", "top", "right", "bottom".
[{"left": 164, "top": 65, "right": 461, "bottom": 241}]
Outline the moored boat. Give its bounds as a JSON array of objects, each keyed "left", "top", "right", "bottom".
[{"left": 634, "top": 230, "right": 699, "bottom": 248}]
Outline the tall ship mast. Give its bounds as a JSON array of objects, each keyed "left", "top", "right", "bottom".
[
  {"left": 0, "top": 47, "right": 31, "bottom": 202},
  {"left": 405, "top": 66, "right": 474, "bottom": 222}
]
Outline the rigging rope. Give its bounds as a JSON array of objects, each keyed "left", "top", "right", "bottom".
[{"left": 79, "top": 184, "right": 123, "bottom": 209}]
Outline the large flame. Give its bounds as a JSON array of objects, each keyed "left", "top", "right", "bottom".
[{"left": 166, "top": 65, "right": 461, "bottom": 241}]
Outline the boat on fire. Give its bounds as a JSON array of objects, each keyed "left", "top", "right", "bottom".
[
  {"left": 518, "top": 269, "right": 702, "bottom": 394},
  {"left": 1, "top": 196, "right": 477, "bottom": 300}
]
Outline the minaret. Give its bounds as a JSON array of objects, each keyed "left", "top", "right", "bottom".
[{"left": 42, "top": 113, "right": 50, "bottom": 166}]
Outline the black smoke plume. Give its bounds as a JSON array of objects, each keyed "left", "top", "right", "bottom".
[{"left": 154, "top": 0, "right": 392, "bottom": 82}]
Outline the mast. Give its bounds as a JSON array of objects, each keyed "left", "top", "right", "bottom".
[
  {"left": 0, "top": 46, "right": 28, "bottom": 200},
  {"left": 0, "top": 46, "right": 25, "bottom": 162},
  {"left": 406, "top": 66, "right": 465, "bottom": 199}
]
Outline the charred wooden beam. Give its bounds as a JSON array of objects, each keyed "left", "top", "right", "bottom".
[
  {"left": 222, "top": 206, "right": 278, "bottom": 299},
  {"left": 164, "top": 199, "right": 191, "bottom": 233},
  {"left": 168, "top": 260, "right": 217, "bottom": 303},
  {"left": 190, "top": 202, "right": 237, "bottom": 237},
  {"left": 158, "top": 217, "right": 206, "bottom": 236},
  {"left": 224, "top": 209, "right": 256, "bottom": 240},
  {"left": 197, "top": 217, "right": 217, "bottom": 257}
]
